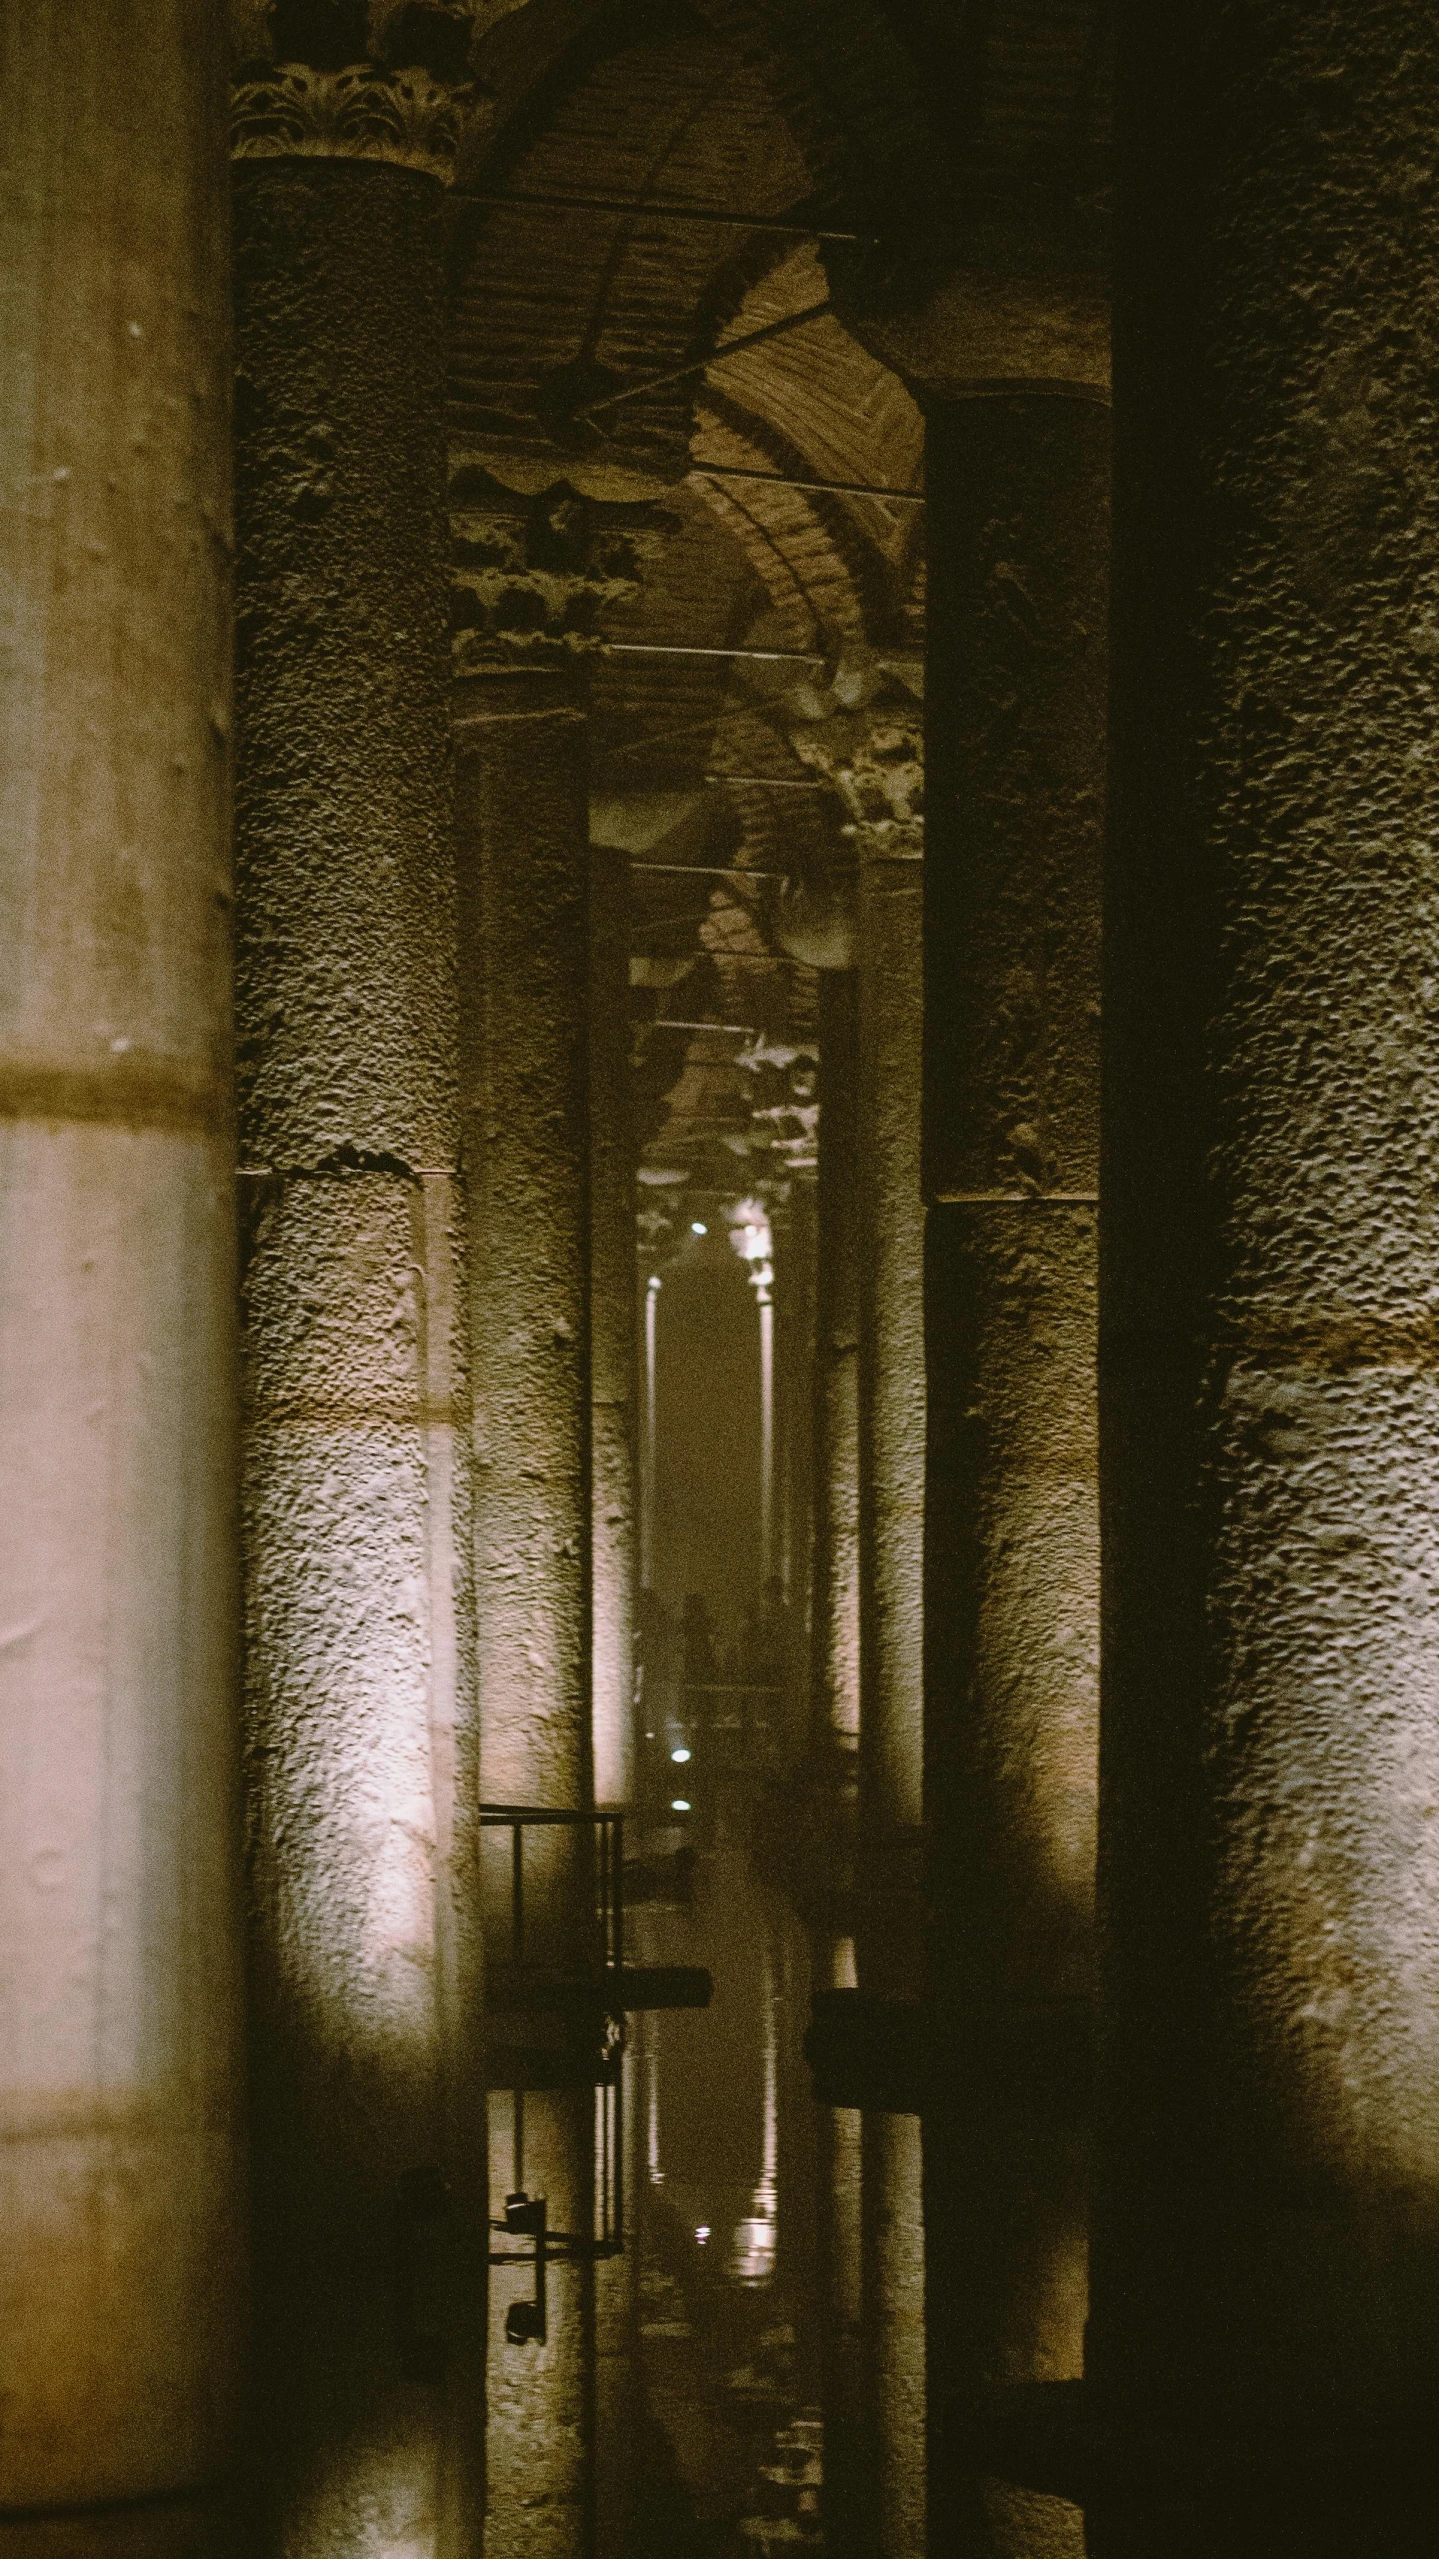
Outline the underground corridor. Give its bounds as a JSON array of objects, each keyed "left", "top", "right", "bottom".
[{"left": 7, "top": 6, "right": 1439, "bottom": 2559}]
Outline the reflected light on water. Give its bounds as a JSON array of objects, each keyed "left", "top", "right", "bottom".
[{"left": 730, "top": 1929, "right": 779, "bottom": 2287}]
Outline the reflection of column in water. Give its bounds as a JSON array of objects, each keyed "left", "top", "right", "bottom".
[
  {"left": 641, "top": 1274, "right": 660, "bottom": 1592},
  {"left": 595, "top": 2052, "right": 642, "bottom": 2559},
  {"left": 758, "top": 1283, "right": 775, "bottom": 1583},
  {"left": 646, "top": 2014, "right": 663, "bottom": 2187},
  {"left": 816, "top": 1935, "right": 866, "bottom": 2559},
  {"left": 731, "top": 1926, "right": 779, "bottom": 2284}
]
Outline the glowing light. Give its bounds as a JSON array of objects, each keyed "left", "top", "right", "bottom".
[
  {"left": 670, "top": 1798, "right": 691, "bottom": 1814},
  {"left": 696, "top": 2226, "right": 711, "bottom": 2244},
  {"left": 691, "top": 1220, "right": 707, "bottom": 1235},
  {"left": 670, "top": 1746, "right": 691, "bottom": 1764}
]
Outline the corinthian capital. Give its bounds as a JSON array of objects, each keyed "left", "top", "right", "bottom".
[
  {"left": 787, "top": 651, "right": 924, "bottom": 855},
  {"left": 230, "top": 3, "right": 533, "bottom": 181},
  {"left": 232, "top": 61, "right": 472, "bottom": 181}
]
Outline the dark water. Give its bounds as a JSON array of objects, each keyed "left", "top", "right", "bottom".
[{"left": 630, "top": 1774, "right": 823, "bottom": 2559}]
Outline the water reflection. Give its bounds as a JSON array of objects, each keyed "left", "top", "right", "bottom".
[{"left": 632, "top": 1777, "right": 823, "bottom": 2557}]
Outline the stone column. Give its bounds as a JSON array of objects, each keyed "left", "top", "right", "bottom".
[
  {"left": 588, "top": 839, "right": 639, "bottom": 2559},
  {"left": 804, "top": 976, "right": 865, "bottom": 2558},
  {"left": 770, "top": 1182, "right": 817, "bottom": 1765},
  {"left": 923, "top": 391, "right": 1108, "bottom": 2559},
  {"left": 230, "top": 40, "right": 484, "bottom": 2555},
  {"left": 590, "top": 842, "right": 636, "bottom": 1816},
  {"left": 793, "top": 684, "right": 928, "bottom": 2559},
  {"left": 0, "top": 0, "right": 243, "bottom": 2511},
  {"left": 810, "top": 973, "right": 862, "bottom": 1768},
  {"left": 453, "top": 664, "right": 594, "bottom": 2559},
  {"left": 1095, "top": 12, "right": 1439, "bottom": 2552},
  {"left": 857, "top": 802, "right": 927, "bottom": 2559}
]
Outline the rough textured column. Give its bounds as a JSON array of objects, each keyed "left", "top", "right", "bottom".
[
  {"left": 590, "top": 841, "right": 636, "bottom": 1815},
  {"left": 791, "top": 686, "right": 928, "bottom": 2559},
  {"left": 923, "top": 393, "right": 1107, "bottom": 2559},
  {"left": 804, "top": 979, "right": 864, "bottom": 2557},
  {"left": 856, "top": 820, "right": 927, "bottom": 2559},
  {"left": 0, "top": 0, "right": 243, "bottom": 2513},
  {"left": 775, "top": 1181, "right": 817, "bottom": 1764},
  {"left": 231, "top": 76, "right": 483, "bottom": 2555},
  {"left": 588, "top": 839, "right": 638, "bottom": 2559},
  {"left": 1095, "top": 12, "right": 1439, "bottom": 2552},
  {"left": 810, "top": 973, "right": 862, "bottom": 1766},
  {"left": 454, "top": 666, "right": 594, "bottom": 2559},
  {"left": 857, "top": 813, "right": 926, "bottom": 1943}
]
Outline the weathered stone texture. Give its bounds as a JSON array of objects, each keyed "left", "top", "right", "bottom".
[
  {"left": 455, "top": 668, "right": 591, "bottom": 1811},
  {"left": 857, "top": 848, "right": 925, "bottom": 1871},
  {"left": 1097, "top": 8, "right": 1439, "bottom": 2521},
  {"left": 589, "top": 844, "right": 636, "bottom": 1812},
  {"left": 811, "top": 974, "right": 862, "bottom": 1758},
  {"left": 924, "top": 393, "right": 1107, "bottom": 2559},
  {"left": 233, "top": 158, "right": 456, "bottom": 1167},
  {"left": 0, "top": 0, "right": 243, "bottom": 2505},
  {"left": 233, "top": 150, "right": 482, "bottom": 2553},
  {"left": 454, "top": 667, "right": 594, "bottom": 2559}
]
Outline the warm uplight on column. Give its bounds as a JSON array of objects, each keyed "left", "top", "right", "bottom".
[
  {"left": 729, "top": 1204, "right": 776, "bottom": 1582},
  {"left": 642, "top": 1273, "right": 661, "bottom": 1591}
]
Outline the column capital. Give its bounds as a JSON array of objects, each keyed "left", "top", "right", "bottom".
[
  {"left": 786, "top": 654, "right": 924, "bottom": 859},
  {"left": 229, "top": 2, "right": 530, "bottom": 181},
  {"left": 450, "top": 468, "right": 675, "bottom": 667},
  {"left": 231, "top": 60, "right": 471, "bottom": 181}
]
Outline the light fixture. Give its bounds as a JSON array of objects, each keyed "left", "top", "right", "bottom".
[
  {"left": 691, "top": 1220, "right": 707, "bottom": 1235},
  {"left": 670, "top": 1746, "right": 691, "bottom": 1764},
  {"left": 670, "top": 1797, "right": 691, "bottom": 1814}
]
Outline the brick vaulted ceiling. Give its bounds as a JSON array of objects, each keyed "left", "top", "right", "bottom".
[
  {"left": 448, "top": 0, "right": 922, "bottom": 1209},
  {"left": 252, "top": 0, "right": 1111, "bottom": 1212}
]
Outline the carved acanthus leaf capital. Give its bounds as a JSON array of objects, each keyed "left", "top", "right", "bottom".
[
  {"left": 786, "top": 650, "right": 924, "bottom": 851},
  {"left": 232, "top": 61, "right": 473, "bottom": 181}
]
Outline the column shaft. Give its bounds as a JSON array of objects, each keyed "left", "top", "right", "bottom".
[
  {"left": 233, "top": 156, "right": 483, "bottom": 2553},
  {"left": 590, "top": 845, "right": 636, "bottom": 1815},
  {"left": 811, "top": 975, "right": 862, "bottom": 1761},
  {"left": 855, "top": 840, "right": 927, "bottom": 2559},
  {"left": 0, "top": 0, "right": 243, "bottom": 2506},
  {"left": 924, "top": 393, "right": 1108, "bottom": 2559},
  {"left": 1097, "top": 10, "right": 1439, "bottom": 2547},
  {"left": 455, "top": 667, "right": 594, "bottom": 2559},
  {"left": 589, "top": 843, "right": 639, "bottom": 2558},
  {"left": 775, "top": 1185, "right": 817, "bottom": 1761}
]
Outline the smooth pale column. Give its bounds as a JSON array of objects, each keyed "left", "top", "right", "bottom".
[
  {"left": 0, "top": 0, "right": 243, "bottom": 2509},
  {"left": 924, "top": 391, "right": 1108, "bottom": 2559},
  {"left": 855, "top": 823, "right": 926, "bottom": 2559},
  {"left": 454, "top": 666, "right": 594, "bottom": 2559},
  {"left": 1096, "top": 11, "right": 1439, "bottom": 2552},
  {"left": 232, "top": 150, "right": 483, "bottom": 2554}
]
